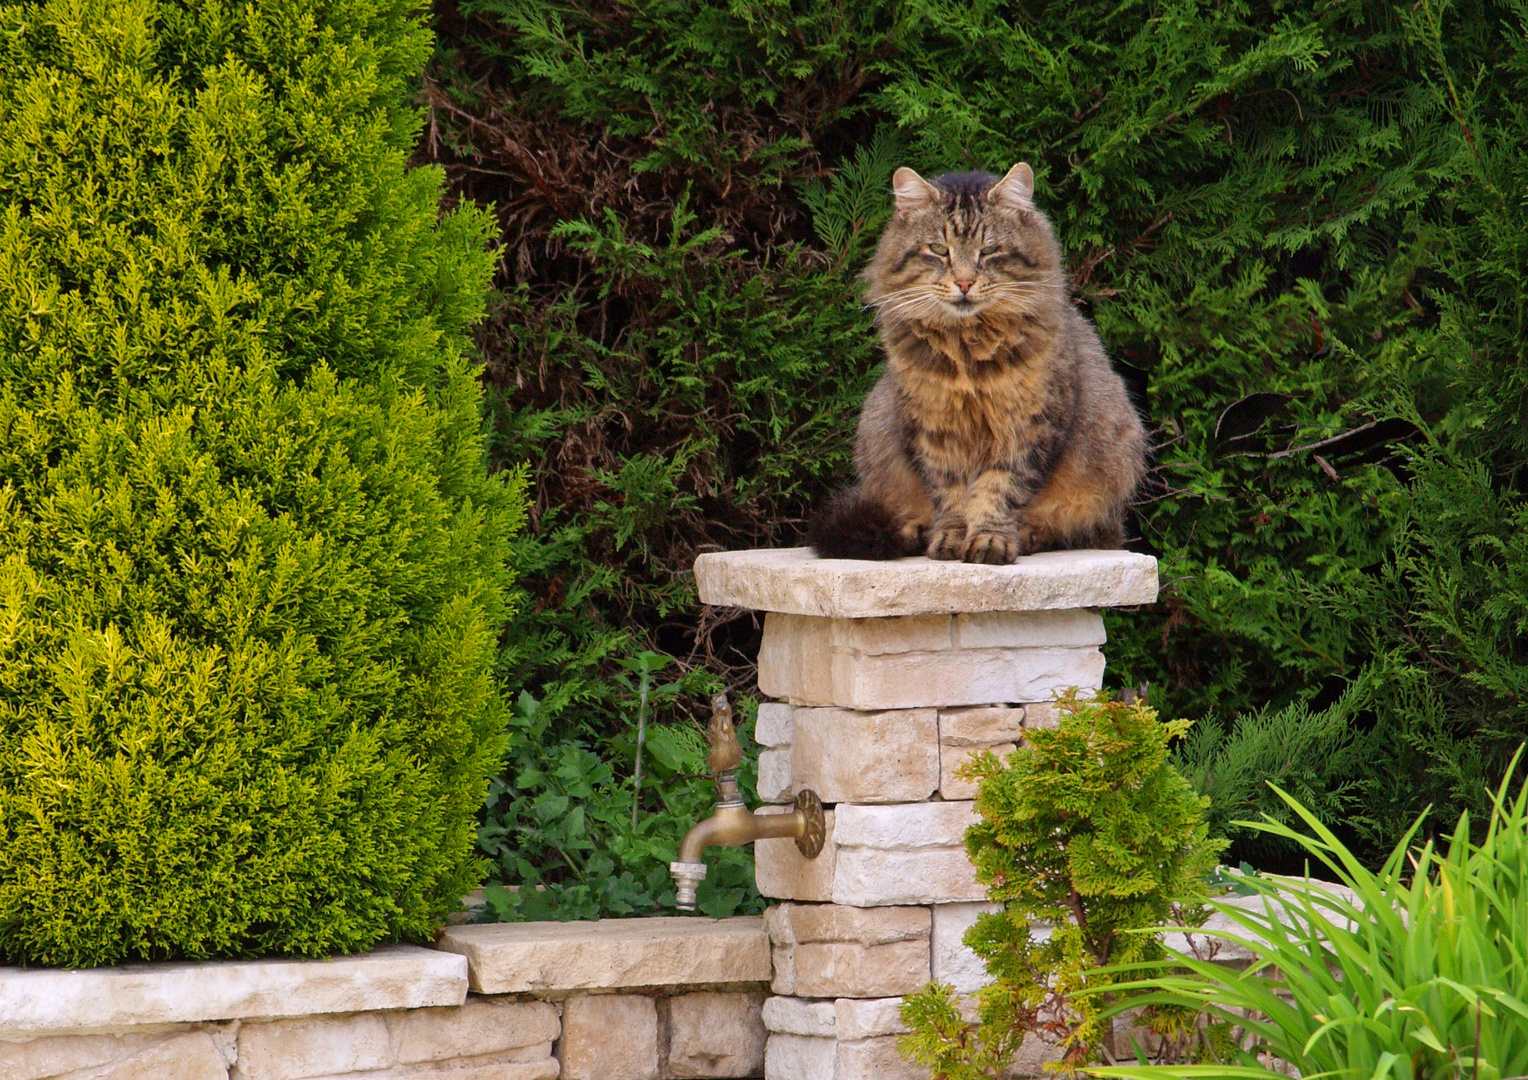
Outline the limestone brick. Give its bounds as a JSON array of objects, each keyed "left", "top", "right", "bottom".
[
  {"left": 693, "top": 548, "right": 1160, "bottom": 619},
  {"left": 782, "top": 904, "right": 930, "bottom": 946},
  {"left": 0, "top": 946, "right": 465, "bottom": 1037},
  {"left": 837, "top": 1035, "right": 928, "bottom": 1080},
  {"left": 833, "top": 802, "right": 977, "bottom": 849},
  {"left": 952, "top": 610, "right": 1106, "bottom": 650},
  {"left": 758, "top": 748, "right": 793, "bottom": 802},
  {"left": 761, "top": 997, "right": 835, "bottom": 1038},
  {"left": 788, "top": 709, "right": 939, "bottom": 804},
  {"left": 833, "top": 847, "right": 985, "bottom": 907},
  {"left": 435, "top": 916, "right": 769, "bottom": 994},
  {"left": 92, "top": 1032, "right": 228, "bottom": 1080},
  {"left": 560, "top": 994, "right": 658, "bottom": 1080},
  {"left": 763, "top": 1033, "right": 835, "bottom": 1080},
  {"left": 391, "top": 999, "right": 559, "bottom": 1065},
  {"left": 938, "top": 706, "right": 1026, "bottom": 746},
  {"left": 768, "top": 905, "right": 931, "bottom": 999},
  {"left": 663, "top": 991, "right": 766, "bottom": 1079},
  {"left": 939, "top": 743, "right": 1016, "bottom": 800},
  {"left": 931, "top": 903, "right": 1001, "bottom": 995},
  {"left": 756, "top": 703, "right": 795, "bottom": 747},
  {"left": 1022, "top": 701, "right": 1059, "bottom": 729},
  {"left": 755, "top": 809, "right": 835, "bottom": 902},
  {"left": 785, "top": 941, "right": 930, "bottom": 999},
  {"left": 833, "top": 997, "right": 909, "bottom": 1041},
  {"left": 236, "top": 1015, "right": 390, "bottom": 1080},
  {"left": 760, "top": 629, "right": 1106, "bottom": 710},
  {"left": 0, "top": 1033, "right": 155, "bottom": 1080}
]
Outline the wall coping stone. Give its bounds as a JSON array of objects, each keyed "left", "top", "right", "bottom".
[
  {"left": 0, "top": 945, "right": 466, "bottom": 1038},
  {"left": 694, "top": 547, "right": 1157, "bottom": 618},
  {"left": 435, "top": 916, "right": 770, "bottom": 994}
]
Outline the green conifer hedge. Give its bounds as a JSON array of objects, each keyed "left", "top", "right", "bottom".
[
  {"left": 0, "top": 0, "right": 522, "bottom": 966},
  {"left": 429, "top": 0, "right": 1528, "bottom": 892}
]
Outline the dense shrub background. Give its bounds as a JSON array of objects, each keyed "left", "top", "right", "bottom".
[
  {"left": 0, "top": 0, "right": 522, "bottom": 964},
  {"left": 425, "top": 0, "right": 1528, "bottom": 907}
]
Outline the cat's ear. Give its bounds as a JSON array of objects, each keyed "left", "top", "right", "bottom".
[
  {"left": 892, "top": 167, "right": 940, "bottom": 212},
  {"left": 988, "top": 163, "right": 1035, "bottom": 209}
]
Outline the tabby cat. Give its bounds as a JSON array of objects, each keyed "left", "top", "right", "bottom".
[{"left": 807, "top": 163, "right": 1146, "bottom": 564}]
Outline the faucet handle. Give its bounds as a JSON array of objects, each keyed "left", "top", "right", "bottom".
[{"left": 704, "top": 692, "right": 744, "bottom": 775}]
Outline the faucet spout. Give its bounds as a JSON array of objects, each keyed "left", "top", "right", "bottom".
[{"left": 669, "top": 694, "right": 826, "bottom": 911}]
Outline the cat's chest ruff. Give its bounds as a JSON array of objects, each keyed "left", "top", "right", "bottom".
[{"left": 898, "top": 354, "right": 1049, "bottom": 453}]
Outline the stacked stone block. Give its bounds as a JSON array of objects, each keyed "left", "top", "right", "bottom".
[{"left": 694, "top": 548, "right": 1159, "bottom": 1080}]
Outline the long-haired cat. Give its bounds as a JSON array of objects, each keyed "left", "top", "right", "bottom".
[{"left": 807, "top": 163, "right": 1146, "bottom": 564}]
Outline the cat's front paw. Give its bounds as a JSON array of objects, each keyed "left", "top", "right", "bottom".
[
  {"left": 926, "top": 527, "right": 967, "bottom": 560},
  {"left": 964, "top": 531, "right": 1021, "bottom": 565}
]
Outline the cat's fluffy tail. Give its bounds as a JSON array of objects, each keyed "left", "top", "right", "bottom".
[{"left": 806, "top": 489, "right": 916, "bottom": 560}]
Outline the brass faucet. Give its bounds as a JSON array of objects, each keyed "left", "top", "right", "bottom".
[{"left": 670, "top": 693, "right": 825, "bottom": 910}]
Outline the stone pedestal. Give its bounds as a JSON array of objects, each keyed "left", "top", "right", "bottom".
[{"left": 694, "top": 547, "right": 1157, "bottom": 1080}]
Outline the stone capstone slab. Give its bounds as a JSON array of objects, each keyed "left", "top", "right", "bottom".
[
  {"left": 560, "top": 994, "right": 658, "bottom": 1080},
  {"left": 695, "top": 548, "right": 1157, "bottom": 619},
  {"left": 759, "top": 613, "right": 1105, "bottom": 710},
  {"left": 664, "top": 991, "right": 768, "bottom": 1079},
  {"left": 0, "top": 946, "right": 466, "bottom": 1037},
  {"left": 434, "top": 917, "right": 769, "bottom": 995}
]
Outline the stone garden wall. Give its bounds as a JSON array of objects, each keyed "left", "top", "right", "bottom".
[
  {"left": 2, "top": 546, "right": 1163, "bottom": 1080},
  {"left": 1, "top": 920, "right": 771, "bottom": 1080}
]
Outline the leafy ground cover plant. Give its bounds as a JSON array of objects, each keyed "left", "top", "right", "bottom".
[
  {"left": 0, "top": 0, "right": 522, "bottom": 965},
  {"left": 899, "top": 694, "right": 1226, "bottom": 1074},
  {"left": 476, "top": 686, "right": 762, "bottom": 920},
  {"left": 424, "top": 0, "right": 1528, "bottom": 896},
  {"left": 1089, "top": 759, "right": 1528, "bottom": 1079}
]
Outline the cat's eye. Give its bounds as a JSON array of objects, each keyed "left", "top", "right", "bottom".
[
  {"left": 980, "top": 245, "right": 1001, "bottom": 257},
  {"left": 927, "top": 243, "right": 948, "bottom": 256}
]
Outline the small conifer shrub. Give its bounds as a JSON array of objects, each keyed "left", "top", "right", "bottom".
[
  {"left": 899, "top": 693, "right": 1226, "bottom": 1074},
  {"left": 0, "top": 0, "right": 523, "bottom": 966}
]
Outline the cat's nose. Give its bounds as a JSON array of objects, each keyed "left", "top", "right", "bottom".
[{"left": 954, "top": 277, "right": 976, "bottom": 294}]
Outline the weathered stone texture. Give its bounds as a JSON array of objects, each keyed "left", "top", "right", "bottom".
[
  {"left": 95, "top": 1031, "right": 229, "bottom": 1080},
  {"left": 937, "top": 706, "right": 1026, "bottom": 746},
  {"left": 694, "top": 548, "right": 1159, "bottom": 619},
  {"left": 760, "top": 997, "right": 835, "bottom": 1039},
  {"left": 436, "top": 916, "right": 769, "bottom": 994},
  {"left": 836, "top": 1035, "right": 928, "bottom": 1080},
  {"left": 236, "top": 1014, "right": 391, "bottom": 1080},
  {"left": 833, "top": 997, "right": 908, "bottom": 1041},
  {"left": 788, "top": 708, "right": 939, "bottom": 804},
  {"left": 931, "top": 903, "right": 1001, "bottom": 995},
  {"left": 0, "top": 947, "right": 466, "bottom": 1038},
  {"left": 560, "top": 995, "right": 658, "bottom": 1080},
  {"left": 663, "top": 991, "right": 766, "bottom": 1079},
  {"left": 762, "top": 1033, "right": 835, "bottom": 1080},
  {"left": 767, "top": 905, "right": 931, "bottom": 999},
  {"left": 755, "top": 810, "right": 836, "bottom": 902},
  {"left": 392, "top": 999, "right": 559, "bottom": 1065},
  {"left": 755, "top": 703, "right": 795, "bottom": 747},
  {"left": 760, "top": 615, "right": 1105, "bottom": 710}
]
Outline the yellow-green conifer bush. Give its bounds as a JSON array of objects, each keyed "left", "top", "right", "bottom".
[{"left": 0, "top": 0, "right": 524, "bottom": 966}]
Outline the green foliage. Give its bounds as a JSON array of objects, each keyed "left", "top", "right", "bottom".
[
  {"left": 428, "top": 0, "right": 1528, "bottom": 895},
  {"left": 476, "top": 687, "right": 761, "bottom": 921},
  {"left": 0, "top": 0, "right": 521, "bottom": 965},
  {"left": 1089, "top": 763, "right": 1528, "bottom": 1079},
  {"left": 899, "top": 695, "right": 1226, "bottom": 1074}
]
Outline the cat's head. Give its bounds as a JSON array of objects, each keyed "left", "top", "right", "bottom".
[{"left": 863, "top": 163, "right": 1065, "bottom": 329}]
